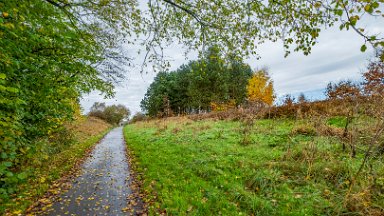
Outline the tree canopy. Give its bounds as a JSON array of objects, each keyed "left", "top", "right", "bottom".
[
  {"left": 89, "top": 102, "right": 130, "bottom": 125},
  {"left": 138, "top": 0, "right": 384, "bottom": 61},
  {"left": 247, "top": 69, "right": 276, "bottom": 106},
  {"left": 140, "top": 47, "right": 253, "bottom": 116}
]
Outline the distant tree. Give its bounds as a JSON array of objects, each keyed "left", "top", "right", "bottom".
[
  {"left": 227, "top": 58, "right": 253, "bottom": 106},
  {"left": 89, "top": 103, "right": 130, "bottom": 125},
  {"left": 283, "top": 94, "right": 296, "bottom": 107},
  {"left": 187, "top": 46, "right": 229, "bottom": 112},
  {"left": 173, "top": 67, "right": 193, "bottom": 114},
  {"left": 89, "top": 102, "right": 107, "bottom": 120},
  {"left": 141, "top": 72, "right": 172, "bottom": 116},
  {"left": 130, "top": 112, "right": 147, "bottom": 123},
  {"left": 298, "top": 93, "right": 307, "bottom": 104},
  {"left": 326, "top": 80, "right": 361, "bottom": 101},
  {"left": 246, "top": 69, "right": 275, "bottom": 106},
  {"left": 363, "top": 53, "right": 384, "bottom": 97}
]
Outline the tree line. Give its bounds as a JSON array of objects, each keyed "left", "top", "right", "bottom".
[{"left": 140, "top": 47, "right": 275, "bottom": 117}]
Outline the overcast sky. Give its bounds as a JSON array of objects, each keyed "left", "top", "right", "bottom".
[{"left": 80, "top": 15, "right": 383, "bottom": 115}]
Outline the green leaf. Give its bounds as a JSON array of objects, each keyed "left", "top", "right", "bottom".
[
  {"left": 314, "top": 2, "right": 321, "bottom": 8},
  {"left": 349, "top": 15, "right": 359, "bottom": 26},
  {"left": 17, "top": 172, "right": 28, "bottom": 180},
  {"left": 0, "top": 73, "right": 6, "bottom": 79},
  {"left": 6, "top": 171, "right": 14, "bottom": 178},
  {"left": 4, "top": 161, "right": 13, "bottom": 167},
  {"left": 360, "top": 44, "right": 367, "bottom": 52},
  {"left": 6, "top": 87, "right": 19, "bottom": 93},
  {"left": 364, "top": 4, "right": 372, "bottom": 13},
  {"left": 335, "top": 9, "right": 343, "bottom": 16},
  {"left": 1, "top": 152, "right": 7, "bottom": 159},
  {"left": 372, "top": 2, "right": 380, "bottom": 9}
]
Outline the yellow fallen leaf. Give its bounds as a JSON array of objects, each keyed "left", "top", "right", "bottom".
[
  {"left": 13, "top": 210, "right": 22, "bottom": 215},
  {"left": 40, "top": 177, "right": 46, "bottom": 183}
]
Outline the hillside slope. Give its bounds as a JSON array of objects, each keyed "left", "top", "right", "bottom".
[{"left": 124, "top": 117, "right": 384, "bottom": 215}]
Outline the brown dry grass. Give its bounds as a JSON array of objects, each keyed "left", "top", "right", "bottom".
[{"left": 66, "top": 116, "right": 111, "bottom": 142}]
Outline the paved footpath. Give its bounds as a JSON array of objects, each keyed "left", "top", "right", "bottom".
[{"left": 45, "top": 127, "right": 137, "bottom": 216}]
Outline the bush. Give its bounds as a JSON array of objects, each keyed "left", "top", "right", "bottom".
[{"left": 291, "top": 123, "right": 317, "bottom": 136}]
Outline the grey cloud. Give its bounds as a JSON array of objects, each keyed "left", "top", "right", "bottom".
[{"left": 81, "top": 15, "right": 383, "bottom": 115}]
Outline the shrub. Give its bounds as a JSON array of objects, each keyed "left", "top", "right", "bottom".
[{"left": 291, "top": 123, "right": 317, "bottom": 136}]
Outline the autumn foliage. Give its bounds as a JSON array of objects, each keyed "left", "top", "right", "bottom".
[
  {"left": 325, "top": 80, "right": 361, "bottom": 101},
  {"left": 363, "top": 58, "right": 384, "bottom": 97},
  {"left": 246, "top": 70, "right": 275, "bottom": 106},
  {"left": 210, "top": 100, "right": 237, "bottom": 112}
]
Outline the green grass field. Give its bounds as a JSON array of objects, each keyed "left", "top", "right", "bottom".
[{"left": 124, "top": 117, "right": 384, "bottom": 215}]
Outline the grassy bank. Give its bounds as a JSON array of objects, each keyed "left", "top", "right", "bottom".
[
  {"left": 124, "top": 117, "right": 384, "bottom": 215},
  {"left": 1, "top": 117, "right": 111, "bottom": 215}
]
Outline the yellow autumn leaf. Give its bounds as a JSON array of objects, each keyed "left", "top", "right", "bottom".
[
  {"left": 13, "top": 210, "right": 22, "bottom": 215},
  {"left": 40, "top": 176, "right": 46, "bottom": 183}
]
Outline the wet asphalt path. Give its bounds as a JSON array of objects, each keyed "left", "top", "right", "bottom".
[{"left": 45, "top": 127, "right": 133, "bottom": 216}]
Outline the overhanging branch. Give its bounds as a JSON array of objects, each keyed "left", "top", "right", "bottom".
[{"left": 161, "top": 0, "right": 211, "bottom": 27}]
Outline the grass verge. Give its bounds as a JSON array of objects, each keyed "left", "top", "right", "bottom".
[{"left": 1, "top": 117, "right": 111, "bottom": 215}]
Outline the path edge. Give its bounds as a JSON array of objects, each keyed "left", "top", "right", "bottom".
[{"left": 24, "top": 128, "right": 112, "bottom": 215}]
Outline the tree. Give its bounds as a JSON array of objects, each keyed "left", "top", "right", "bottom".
[
  {"left": 140, "top": 72, "right": 172, "bottom": 116},
  {"left": 283, "top": 94, "right": 296, "bottom": 107},
  {"left": 103, "top": 105, "right": 131, "bottom": 125},
  {"left": 227, "top": 57, "right": 253, "bottom": 106},
  {"left": 89, "top": 103, "right": 130, "bottom": 125},
  {"left": 26, "top": 0, "right": 383, "bottom": 68},
  {"left": 363, "top": 52, "right": 384, "bottom": 97},
  {"left": 130, "top": 112, "right": 147, "bottom": 123},
  {"left": 326, "top": 80, "right": 361, "bottom": 101},
  {"left": 187, "top": 47, "right": 229, "bottom": 111},
  {"left": 247, "top": 69, "right": 276, "bottom": 106},
  {"left": 140, "top": 0, "right": 384, "bottom": 62},
  {"left": 140, "top": 47, "right": 254, "bottom": 116},
  {"left": 298, "top": 93, "right": 308, "bottom": 104}
]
